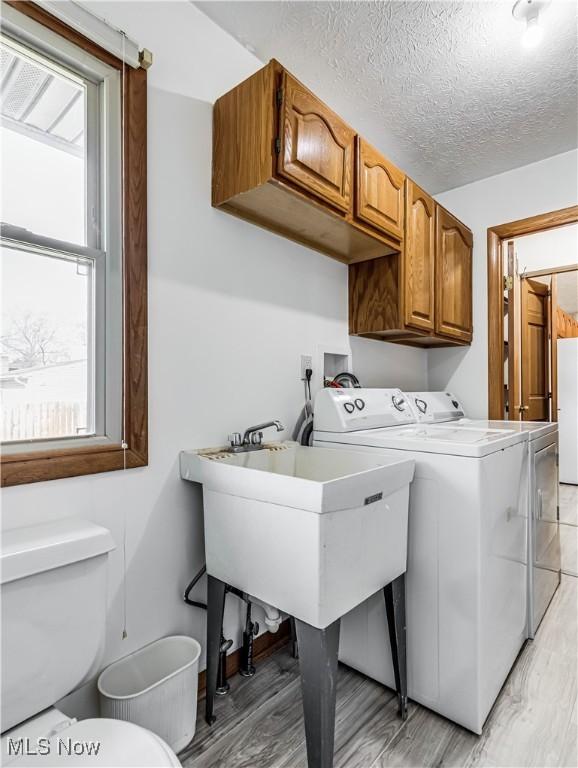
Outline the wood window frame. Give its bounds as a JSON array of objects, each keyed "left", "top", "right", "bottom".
[
  {"left": 1, "top": 1, "right": 147, "bottom": 487},
  {"left": 487, "top": 205, "right": 578, "bottom": 419}
]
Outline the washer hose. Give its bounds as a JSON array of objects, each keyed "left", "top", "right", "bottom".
[{"left": 183, "top": 564, "right": 207, "bottom": 610}]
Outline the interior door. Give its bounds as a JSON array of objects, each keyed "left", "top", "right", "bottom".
[
  {"left": 521, "top": 278, "right": 550, "bottom": 421},
  {"left": 403, "top": 180, "right": 435, "bottom": 332},
  {"left": 435, "top": 207, "right": 473, "bottom": 343},
  {"left": 531, "top": 441, "right": 560, "bottom": 633},
  {"left": 277, "top": 71, "right": 355, "bottom": 213},
  {"left": 355, "top": 138, "right": 405, "bottom": 240}
]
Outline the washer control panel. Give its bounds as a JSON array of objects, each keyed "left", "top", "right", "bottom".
[
  {"left": 314, "top": 388, "right": 416, "bottom": 433},
  {"left": 405, "top": 391, "right": 465, "bottom": 423}
]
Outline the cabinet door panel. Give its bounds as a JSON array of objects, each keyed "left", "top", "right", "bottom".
[
  {"left": 277, "top": 72, "right": 354, "bottom": 213},
  {"left": 435, "top": 207, "right": 473, "bottom": 343},
  {"left": 355, "top": 138, "right": 404, "bottom": 239},
  {"left": 404, "top": 180, "right": 435, "bottom": 331}
]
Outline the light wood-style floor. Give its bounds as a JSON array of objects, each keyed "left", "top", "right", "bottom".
[{"left": 183, "top": 487, "right": 578, "bottom": 768}]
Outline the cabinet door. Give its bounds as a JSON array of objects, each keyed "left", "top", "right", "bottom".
[
  {"left": 277, "top": 71, "right": 354, "bottom": 213},
  {"left": 404, "top": 180, "right": 435, "bottom": 332},
  {"left": 435, "top": 207, "right": 473, "bottom": 343},
  {"left": 355, "top": 138, "right": 404, "bottom": 240}
]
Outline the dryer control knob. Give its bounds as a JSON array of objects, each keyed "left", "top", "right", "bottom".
[
  {"left": 415, "top": 398, "right": 427, "bottom": 414},
  {"left": 343, "top": 402, "right": 355, "bottom": 414}
]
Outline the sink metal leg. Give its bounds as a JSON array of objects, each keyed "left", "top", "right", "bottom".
[
  {"left": 384, "top": 573, "right": 408, "bottom": 720},
  {"left": 205, "top": 575, "right": 226, "bottom": 725},
  {"left": 294, "top": 618, "right": 341, "bottom": 768},
  {"left": 290, "top": 616, "right": 299, "bottom": 659}
]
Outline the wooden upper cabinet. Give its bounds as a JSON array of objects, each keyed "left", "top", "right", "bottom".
[
  {"left": 403, "top": 180, "right": 435, "bottom": 332},
  {"left": 435, "top": 207, "right": 473, "bottom": 343},
  {"left": 355, "top": 138, "right": 405, "bottom": 240},
  {"left": 212, "top": 60, "right": 398, "bottom": 264},
  {"left": 277, "top": 71, "right": 355, "bottom": 213},
  {"left": 212, "top": 59, "right": 474, "bottom": 343}
]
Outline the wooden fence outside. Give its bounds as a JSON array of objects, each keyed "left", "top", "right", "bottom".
[{"left": 1, "top": 401, "right": 84, "bottom": 442}]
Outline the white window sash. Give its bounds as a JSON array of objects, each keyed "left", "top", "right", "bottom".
[
  {"left": 1, "top": 230, "right": 102, "bottom": 441},
  {"left": 0, "top": 225, "right": 104, "bottom": 262},
  {"left": 0, "top": 6, "right": 124, "bottom": 452}
]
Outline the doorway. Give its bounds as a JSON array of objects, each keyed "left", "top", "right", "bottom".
[
  {"left": 487, "top": 207, "right": 578, "bottom": 420},
  {"left": 488, "top": 213, "right": 578, "bottom": 577},
  {"left": 500, "top": 231, "right": 578, "bottom": 423},
  {"left": 503, "top": 260, "right": 578, "bottom": 423}
]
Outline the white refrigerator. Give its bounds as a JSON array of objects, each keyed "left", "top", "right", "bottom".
[{"left": 558, "top": 338, "right": 578, "bottom": 484}]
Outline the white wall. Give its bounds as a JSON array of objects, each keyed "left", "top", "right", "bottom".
[
  {"left": 429, "top": 150, "right": 578, "bottom": 418},
  {"left": 350, "top": 336, "right": 427, "bottom": 389},
  {"left": 0, "top": 0, "right": 427, "bottom": 711},
  {"left": 514, "top": 223, "right": 578, "bottom": 274}
]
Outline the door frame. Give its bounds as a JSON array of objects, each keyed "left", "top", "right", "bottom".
[
  {"left": 506, "top": 241, "right": 521, "bottom": 420},
  {"left": 487, "top": 205, "right": 578, "bottom": 419},
  {"left": 550, "top": 274, "right": 558, "bottom": 422}
]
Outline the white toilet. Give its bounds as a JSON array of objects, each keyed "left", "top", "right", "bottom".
[{"left": 1, "top": 518, "right": 181, "bottom": 767}]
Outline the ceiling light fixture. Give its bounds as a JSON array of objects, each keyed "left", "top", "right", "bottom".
[{"left": 512, "top": 0, "right": 551, "bottom": 49}]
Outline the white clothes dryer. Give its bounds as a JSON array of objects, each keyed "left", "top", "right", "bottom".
[{"left": 405, "top": 391, "right": 561, "bottom": 637}]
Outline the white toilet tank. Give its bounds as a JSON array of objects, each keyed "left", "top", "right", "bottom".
[{"left": 1, "top": 519, "right": 115, "bottom": 732}]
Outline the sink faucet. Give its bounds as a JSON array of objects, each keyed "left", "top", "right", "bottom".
[{"left": 228, "top": 420, "right": 285, "bottom": 452}]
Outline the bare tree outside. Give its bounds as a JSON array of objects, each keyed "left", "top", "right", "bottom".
[{"left": 0, "top": 313, "right": 68, "bottom": 369}]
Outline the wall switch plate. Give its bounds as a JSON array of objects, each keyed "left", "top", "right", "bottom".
[{"left": 300, "top": 354, "right": 313, "bottom": 380}]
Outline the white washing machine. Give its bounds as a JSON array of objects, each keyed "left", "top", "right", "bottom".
[
  {"left": 406, "top": 391, "right": 561, "bottom": 637},
  {"left": 313, "top": 388, "right": 528, "bottom": 735}
]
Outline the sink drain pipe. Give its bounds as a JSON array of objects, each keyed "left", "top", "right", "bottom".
[
  {"left": 240, "top": 600, "right": 258, "bottom": 677},
  {"left": 184, "top": 566, "right": 283, "bottom": 690},
  {"left": 249, "top": 596, "right": 282, "bottom": 633}
]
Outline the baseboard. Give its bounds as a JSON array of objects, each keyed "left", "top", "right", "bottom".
[{"left": 197, "top": 619, "right": 291, "bottom": 699}]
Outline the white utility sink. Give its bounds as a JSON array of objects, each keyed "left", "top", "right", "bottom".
[{"left": 180, "top": 441, "right": 414, "bottom": 628}]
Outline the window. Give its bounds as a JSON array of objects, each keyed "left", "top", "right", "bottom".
[
  {"left": 1, "top": 245, "right": 94, "bottom": 441},
  {"left": 1, "top": 2, "right": 147, "bottom": 486},
  {"left": 1, "top": 32, "right": 109, "bottom": 446},
  {"left": 1, "top": 35, "right": 90, "bottom": 243}
]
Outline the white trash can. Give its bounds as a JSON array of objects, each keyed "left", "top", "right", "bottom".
[{"left": 98, "top": 635, "right": 201, "bottom": 753}]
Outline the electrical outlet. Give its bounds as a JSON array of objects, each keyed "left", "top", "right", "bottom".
[{"left": 300, "top": 355, "right": 313, "bottom": 380}]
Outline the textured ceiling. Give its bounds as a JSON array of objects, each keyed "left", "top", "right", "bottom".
[{"left": 195, "top": 0, "right": 578, "bottom": 193}]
